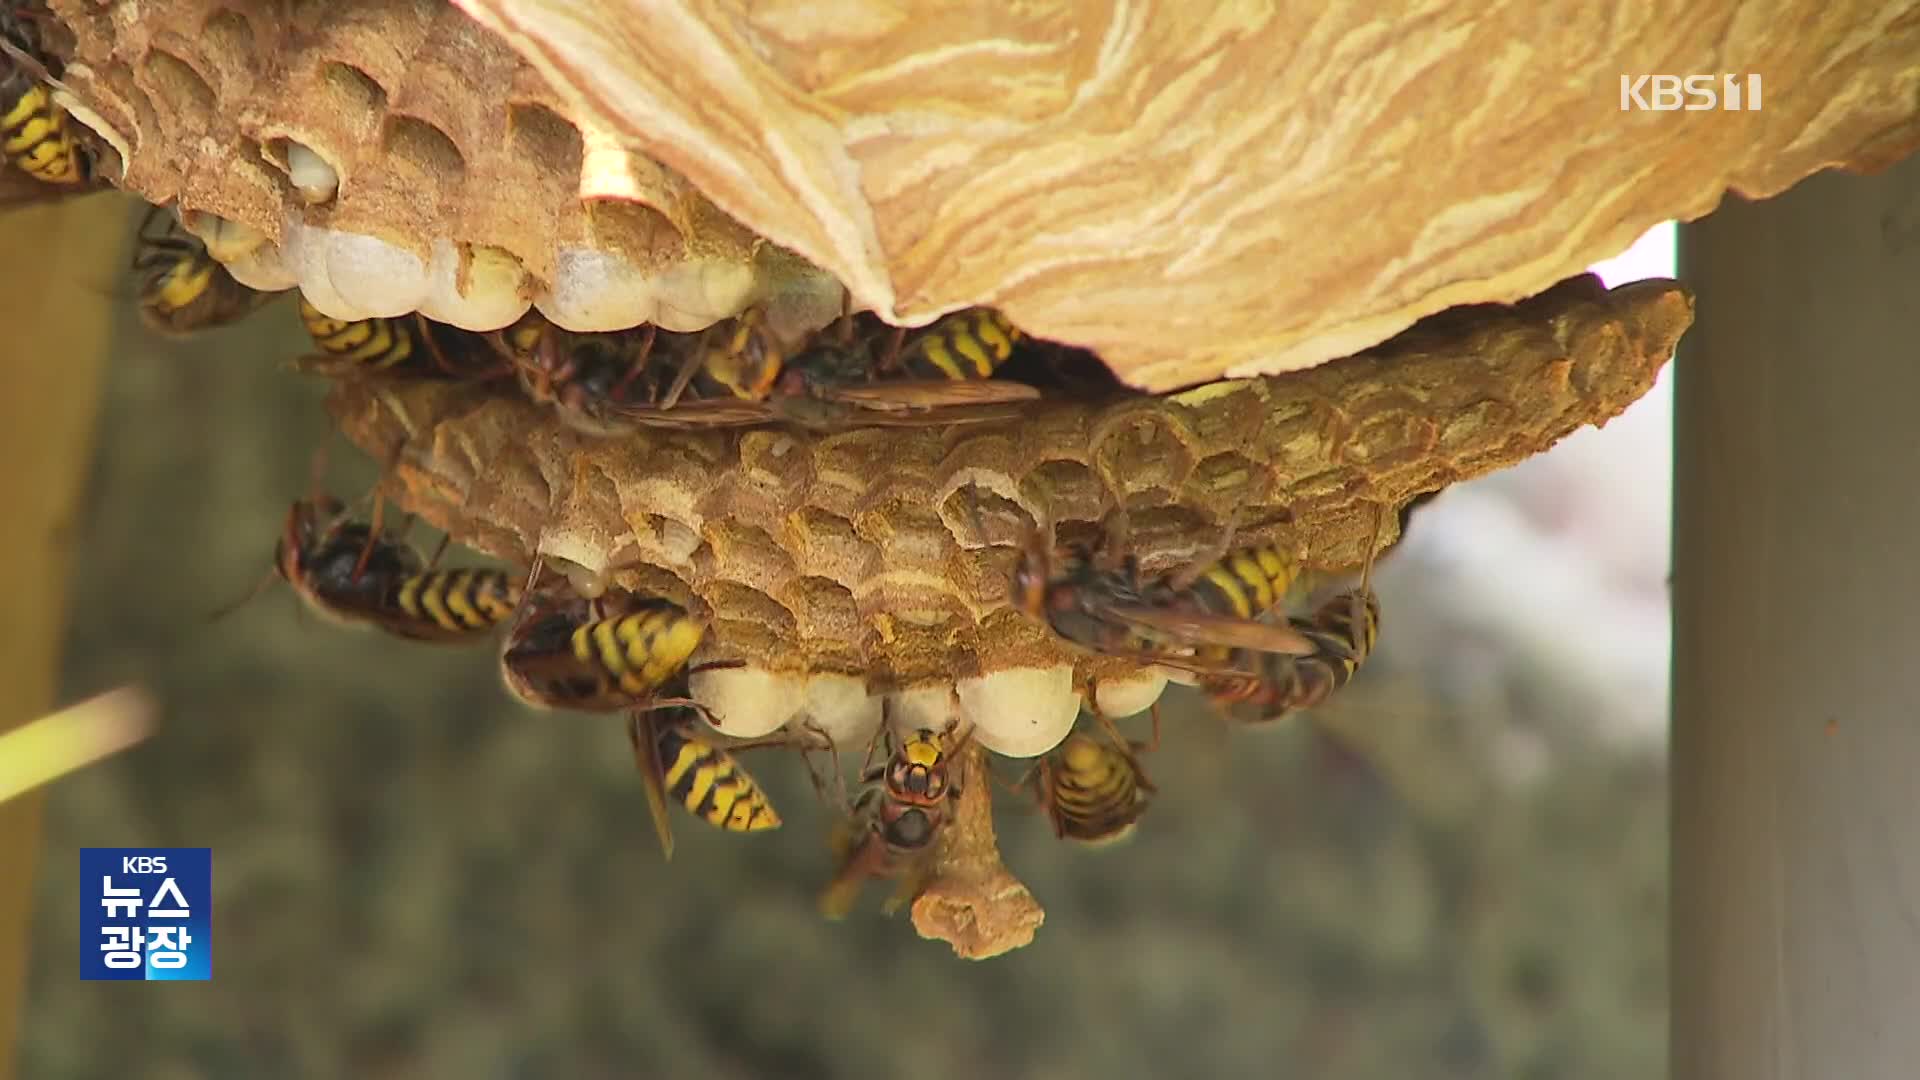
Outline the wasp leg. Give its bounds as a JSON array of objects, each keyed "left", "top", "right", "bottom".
[
  {"left": 865, "top": 324, "right": 905, "bottom": 373},
  {"left": 422, "top": 531, "right": 450, "bottom": 573},
  {"left": 608, "top": 325, "right": 659, "bottom": 403},
  {"left": 658, "top": 327, "right": 708, "bottom": 410},
  {"left": 1165, "top": 507, "right": 1246, "bottom": 593},
  {"left": 350, "top": 496, "right": 388, "bottom": 583}
]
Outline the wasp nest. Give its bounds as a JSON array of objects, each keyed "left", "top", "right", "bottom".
[
  {"left": 332, "top": 274, "right": 1689, "bottom": 751},
  {"left": 18, "top": 0, "right": 1746, "bottom": 958}
]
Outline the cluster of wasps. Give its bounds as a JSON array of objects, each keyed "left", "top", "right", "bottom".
[
  {"left": 121, "top": 199, "right": 1399, "bottom": 919},
  {"left": 252, "top": 461, "right": 1391, "bottom": 919},
  {"left": 12, "top": 0, "right": 1402, "bottom": 918}
]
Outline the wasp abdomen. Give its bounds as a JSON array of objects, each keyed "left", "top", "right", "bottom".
[
  {"left": 899, "top": 309, "right": 1023, "bottom": 380},
  {"left": 1, "top": 83, "right": 82, "bottom": 184},
  {"left": 1045, "top": 734, "right": 1149, "bottom": 844},
  {"left": 1184, "top": 546, "right": 1298, "bottom": 620},
  {"left": 394, "top": 569, "right": 523, "bottom": 635},
  {"left": 300, "top": 300, "right": 416, "bottom": 369},
  {"left": 570, "top": 603, "right": 707, "bottom": 697},
  {"left": 655, "top": 724, "right": 781, "bottom": 833}
]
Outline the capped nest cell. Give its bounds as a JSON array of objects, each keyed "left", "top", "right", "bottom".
[{"left": 51, "top": 0, "right": 1916, "bottom": 957}]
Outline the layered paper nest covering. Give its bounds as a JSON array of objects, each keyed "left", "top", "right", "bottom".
[{"left": 27, "top": 0, "right": 1753, "bottom": 956}]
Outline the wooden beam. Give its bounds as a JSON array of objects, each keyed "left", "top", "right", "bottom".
[
  {"left": 1673, "top": 156, "right": 1920, "bottom": 1077},
  {"left": 0, "top": 194, "right": 125, "bottom": 1080}
]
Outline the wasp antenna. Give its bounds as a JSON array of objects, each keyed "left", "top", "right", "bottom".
[{"left": 203, "top": 564, "right": 279, "bottom": 624}]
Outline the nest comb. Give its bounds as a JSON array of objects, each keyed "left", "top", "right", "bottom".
[
  {"left": 329, "top": 274, "right": 1693, "bottom": 756},
  {"left": 44, "top": 0, "right": 843, "bottom": 337}
]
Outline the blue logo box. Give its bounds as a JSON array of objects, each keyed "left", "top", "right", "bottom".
[{"left": 79, "top": 848, "right": 211, "bottom": 981}]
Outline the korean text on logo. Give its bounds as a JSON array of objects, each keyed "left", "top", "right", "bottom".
[{"left": 80, "top": 848, "right": 211, "bottom": 981}]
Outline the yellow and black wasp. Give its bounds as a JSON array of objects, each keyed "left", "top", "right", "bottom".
[
  {"left": 273, "top": 495, "right": 524, "bottom": 643},
  {"left": 868, "top": 306, "right": 1025, "bottom": 381},
  {"left": 1021, "top": 704, "right": 1159, "bottom": 846},
  {"left": 131, "top": 207, "right": 280, "bottom": 335},
  {"left": 818, "top": 718, "right": 969, "bottom": 919},
  {"left": 295, "top": 297, "right": 517, "bottom": 382},
  {"left": 506, "top": 315, "right": 680, "bottom": 435},
  {"left": 605, "top": 308, "right": 1040, "bottom": 433},
  {"left": 0, "top": 6, "right": 90, "bottom": 192},
  {"left": 627, "top": 688, "right": 784, "bottom": 861},
  {"left": 1004, "top": 509, "right": 1317, "bottom": 676},
  {"left": 1203, "top": 504, "right": 1387, "bottom": 721},
  {"left": 496, "top": 585, "right": 719, "bottom": 714}
]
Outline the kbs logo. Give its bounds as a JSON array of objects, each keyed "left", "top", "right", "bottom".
[
  {"left": 1620, "top": 74, "right": 1762, "bottom": 112},
  {"left": 79, "top": 848, "right": 212, "bottom": 981}
]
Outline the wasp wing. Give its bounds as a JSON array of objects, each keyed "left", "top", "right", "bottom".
[
  {"left": 1101, "top": 604, "right": 1320, "bottom": 657},
  {"left": 605, "top": 397, "right": 783, "bottom": 429},
  {"left": 821, "top": 379, "right": 1041, "bottom": 411},
  {"left": 628, "top": 709, "right": 678, "bottom": 861}
]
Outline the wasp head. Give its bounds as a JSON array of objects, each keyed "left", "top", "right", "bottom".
[
  {"left": 275, "top": 496, "right": 345, "bottom": 583},
  {"left": 886, "top": 729, "right": 951, "bottom": 805}
]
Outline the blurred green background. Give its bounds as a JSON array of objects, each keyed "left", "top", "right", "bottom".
[{"left": 21, "top": 200, "right": 1665, "bottom": 1079}]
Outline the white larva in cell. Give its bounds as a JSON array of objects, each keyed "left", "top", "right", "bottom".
[{"left": 285, "top": 141, "right": 341, "bottom": 205}]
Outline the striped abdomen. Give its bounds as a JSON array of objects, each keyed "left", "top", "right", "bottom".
[
  {"left": 392, "top": 569, "right": 523, "bottom": 637},
  {"left": 1, "top": 82, "right": 82, "bottom": 184},
  {"left": 139, "top": 249, "right": 218, "bottom": 324},
  {"left": 299, "top": 298, "right": 419, "bottom": 371},
  {"left": 1045, "top": 734, "right": 1149, "bottom": 845},
  {"left": 1212, "top": 587, "right": 1380, "bottom": 718},
  {"left": 654, "top": 724, "right": 781, "bottom": 833},
  {"left": 570, "top": 603, "right": 707, "bottom": 697},
  {"left": 898, "top": 308, "right": 1022, "bottom": 380},
  {"left": 1179, "top": 546, "right": 1299, "bottom": 621}
]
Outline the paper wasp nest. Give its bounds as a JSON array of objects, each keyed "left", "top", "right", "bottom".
[{"left": 332, "top": 276, "right": 1692, "bottom": 743}]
